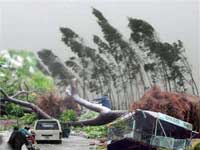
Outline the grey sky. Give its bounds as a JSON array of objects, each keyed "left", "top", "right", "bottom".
[{"left": 0, "top": 0, "right": 199, "bottom": 83}]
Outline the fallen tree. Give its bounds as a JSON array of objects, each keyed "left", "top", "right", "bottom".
[
  {"left": 0, "top": 89, "right": 51, "bottom": 119},
  {"left": 0, "top": 79, "right": 127, "bottom": 126},
  {"left": 1, "top": 79, "right": 200, "bottom": 131},
  {"left": 65, "top": 79, "right": 127, "bottom": 126}
]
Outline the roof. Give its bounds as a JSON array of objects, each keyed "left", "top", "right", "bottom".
[
  {"left": 138, "top": 109, "right": 193, "bottom": 131},
  {"left": 108, "top": 109, "right": 193, "bottom": 131}
]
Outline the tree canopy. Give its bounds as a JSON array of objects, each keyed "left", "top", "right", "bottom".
[{"left": 56, "top": 8, "right": 198, "bottom": 110}]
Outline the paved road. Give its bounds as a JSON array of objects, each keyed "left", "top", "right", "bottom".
[
  {"left": 0, "top": 131, "right": 12, "bottom": 150},
  {"left": 37, "top": 136, "right": 94, "bottom": 150},
  {"left": 0, "top": 131, "right": 95, "bottom": 150}
]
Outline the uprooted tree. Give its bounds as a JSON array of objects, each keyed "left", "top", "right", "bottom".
[
  {"left": 0, "top": 79, "right": 126, "bottom": 126},
  {"left": 1, "top": 79, "right": 200, "bottom": 132}
]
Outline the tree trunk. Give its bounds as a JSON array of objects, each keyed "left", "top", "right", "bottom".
[
  {"left": 1, "top": 98, "right": 51, "bottom": 119},
  {"left": 68, "top": 111, "right": 125, "bottom": 126},
  {"left": 65, "top": 79, "right": 128, "bottom": 126}
]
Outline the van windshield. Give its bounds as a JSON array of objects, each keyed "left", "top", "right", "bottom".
[{"left": 36, "top": 121, "right": 59, "bottom": 130}]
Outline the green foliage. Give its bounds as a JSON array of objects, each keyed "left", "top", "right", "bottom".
[
  {"left": 0, "top": 50, "right": 55, "bottom": 98},
  {"left": 10, "top": 50, "right": 38, "bottom": 77},
  {"left": 5, "top": 103, "right": 24, "bottom": 118},
  {"left": 75, "top": 111, "right": 107, "bottom": 138},
  {"left": 19, "top": 113, "right": 37, "bottom": 125},
  {"left": 59, "top": 109, "right": 77, "bottom": 123},
  {"left": 82, "top": 125, "right": 107, "bottom": 138},
  {"left": 0, "top": 50, "right": 55, "bottom": 119},
  {"left": 79, "top": 111, "right": 98, "bottom": 120},
  {"left": 28, "top": 71, "right": 54, "bottom": 91},
  {"left": 59, "top": 110, "right": 78, "bottom": 138},
  {"left": 0, "top": 57, "right": 18, "bottom": 95},
  {"left": 128, "top": 18, "right": 155, "bottom": 44},
  {"left": 193, "top": 143, "right": 200, "bottom": 150}
]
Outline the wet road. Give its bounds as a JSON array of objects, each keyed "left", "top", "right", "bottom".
[
  {"left": 37, "top": 136, "right": 93, "bottom": 150},
  {"left": 0, "top": 131, "right": 94, "bottom": 150}
]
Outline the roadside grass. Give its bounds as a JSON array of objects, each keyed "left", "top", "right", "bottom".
[{"left": 192, "top": 139, "right": 200, "bottom": 150}]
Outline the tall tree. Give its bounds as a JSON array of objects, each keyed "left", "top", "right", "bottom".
[
  {"left": 128, "top": 18, "right": 198, "bottom": 94},
  {"left": 92, "top": 8, "right": 151, "bottom": 90},
  {"left": 58, "top": 8, "right": 199, "bottom": 110},
  {"left": 38, "top": 49, "right": 75, "bottom": 96}
]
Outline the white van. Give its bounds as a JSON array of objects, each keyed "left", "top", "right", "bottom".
[{"left": 34, "top": 119, "right": 62, "bottom": 144}]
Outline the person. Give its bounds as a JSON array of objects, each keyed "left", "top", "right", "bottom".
[
  {"left": 93, "top": 94, "right": 112, "bottom": 109},
  {"left": 8, "top": 126, "right": 29, "bottom": 150},
  {"left": 19, "top": 126, "right": 32, "bottom": 137},
  {"left": 8, "top": 126, "right": 19, "bottom": 148},
  {"left": 19, "top": 126, "right": 35, "bottom": 150}
]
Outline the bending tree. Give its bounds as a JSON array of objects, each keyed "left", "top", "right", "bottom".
[{"left": 58, "top": 8, "right": 198, "bottom": 110}]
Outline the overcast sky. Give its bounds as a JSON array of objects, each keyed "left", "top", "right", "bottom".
[{"left": 0, "top": 0, "right": 199, "bottom": 82}]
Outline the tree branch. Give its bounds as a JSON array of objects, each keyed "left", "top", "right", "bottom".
[
  {"left": 0, "top": 103, "right": 33, "bottom": 114},
  {"left": 1, "top": 78, "right": 127, "bottom": 126},
  {"left": 2, "top": 96, "right": 51, "bottom": 119},
  {"left": 67, "top": 111, "right": 126, "bottom": 126},
  {"left": 68, "top": 79, "right": 111, "bottom": 113},
  {"left": 11, "top": 90, "right": 37, "bottom": 98},
  {"left": 0, "top": 88, "right": 9, "bottom": 98},
  {"left": 66, "top": 79, "right": 128, "bottom": 126}
]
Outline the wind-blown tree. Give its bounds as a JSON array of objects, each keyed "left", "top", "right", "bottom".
[
  {"left": 128, "top": 18, "right": 198, "bottom": 95},
  {"left": 60, "top": 28, "right": 123, "bottom": 108},
  {"left": 60, "top": 28, "right": 97, "bottom": 99},
  {"left": 58, "top": 8, "right": 199, "bottom": 110},
  {"left": 59, "top": 8, "right": 153, "bottom": 109},
  {"left": 60, "top": 8, "right": 194, "bottom": 108},
  {"left": 38, "top": 49, "right": 75, "bottom": 96},
  {"left": 92, "top": 8, "right": 152, "bottom": 99},
  {"left": 0, "top": 50, "right": 55, "bottom": 117}
]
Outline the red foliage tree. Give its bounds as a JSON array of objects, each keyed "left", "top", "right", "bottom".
[
  {"left": 37, "top": 91, "right": 63, "bottom": 118},
  {"left": 37, "top": 91, "right": 81, "bottom": 118}
]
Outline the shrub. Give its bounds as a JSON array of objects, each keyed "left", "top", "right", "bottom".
[
  {"left": 20, "top": 113, "right": 37, "bottom": 125},
  {"left": 75, "top": 111, "right": 107, "bottom": 139},
  {"left": 79, "top": 111, "right": 98, "bottom": 120},
  {"left": 28, "top": 71, "right": 54, "bottom": 92},
  {"left": 82, "top": 125, "right": 107, "bottom": 138},
  {"left": 59, "top": 109, "right": 77, "bottom": 123},
  {"left": 5, "top": 103, "right": 24, "bottom": 118},
  {"left": 193, "top": 143, "right": 200, "bottom": 150}
]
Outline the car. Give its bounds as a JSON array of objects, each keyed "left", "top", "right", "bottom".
[{"left": 33, "top": 119, "right": 62, "bottom": 144}]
